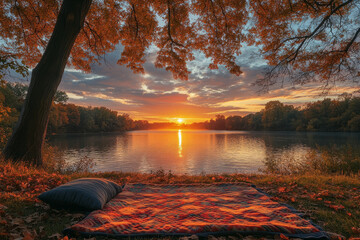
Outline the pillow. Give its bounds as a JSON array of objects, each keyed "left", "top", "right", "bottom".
[{"left": 38, "top": 178, "right": 123, "bottom": 211}]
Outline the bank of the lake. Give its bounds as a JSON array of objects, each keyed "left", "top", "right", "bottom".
[
  {"left": 48, "top": 130, "right": 360, "bottom": 174},
  {"left": 0, "top": 159, "right": 359, "bottom": 239}
]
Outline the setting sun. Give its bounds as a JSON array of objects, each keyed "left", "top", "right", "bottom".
[{"left": 177, "top": 118, "right": 184, "bottom": 124}]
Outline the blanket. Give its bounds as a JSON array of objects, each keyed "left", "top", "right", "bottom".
[{"left": 64, "top": 183, "right": 328, "bottom": 239}]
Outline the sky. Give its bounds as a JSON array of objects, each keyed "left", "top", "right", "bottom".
[
  {"left": 2, "top": 1, "right": 359, "bottom": 124},
  {"left": 13, "top": 44, "right": 359, "bottom": 123}
]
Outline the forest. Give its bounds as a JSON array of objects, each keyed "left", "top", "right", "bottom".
[
  {"left": 1, "top": 80, "right": 359, "bottom": 149},
  {"left": 187, "top": 96, "right": 360, "bottom": 131},
  {"left": 0, "top": 81, "right": 134, "bottom": 147}
]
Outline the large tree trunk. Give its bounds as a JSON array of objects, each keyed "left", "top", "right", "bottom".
[{"left": 3, "top": 0, "right": 92, "bottom": 166}]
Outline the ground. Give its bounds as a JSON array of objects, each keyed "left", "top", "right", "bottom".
[{"left": 0, "top": 162, "right": 359, "bottom": 240}]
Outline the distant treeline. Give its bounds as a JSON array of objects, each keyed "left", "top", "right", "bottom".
[
  {"left": 1, "top": 81, "right": 360, "bottom": 146},
  {"left": 185, "top": 97, "right": 360, "bottom": 131},
  {"left": 0, "top": 81, "right": 135, "bottom": 146},
  {"left": 134, "top": 95, "right": 360, "bottom": 132}
]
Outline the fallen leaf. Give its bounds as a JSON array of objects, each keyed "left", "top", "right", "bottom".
[
  {"left": 0, "top": 218, "right": 7, "bottom": 225},
  {"left": 271, "top": 197, "right": 280, "bottom": 201},
  {"left": 329, "top": 205, "right": 345, "bottom": 211},
  {"left": 318, "top": 190, "right": 329, "bottom": 197},
  {"left": 351, "top": 227, "right": 360, "bottom": 234},
  {"left": 23, "top": 231, "right": 34, "bottom": 240}
]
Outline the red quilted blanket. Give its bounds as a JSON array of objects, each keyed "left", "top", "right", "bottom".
[{"left": 65, "top": 183, "right": 327, "bottom": 238}]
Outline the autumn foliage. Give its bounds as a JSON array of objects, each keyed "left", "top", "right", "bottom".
[
  {"left": 0, "top": 161, "right": 68, "bottom": 203},
  {"left": 0, "top": 161, "right": 359, "bottom": 238},
  {"left": 0, "top": 0, "right": 248, "bottom": 81},
  {"left": 1, "top": 0, "right": 358, "bottom": 84},
  {"left": 1, "top": 0, "right": 359, "bottom": 165},
  {"left": 249, "top": 0, "right": 360, "bottom": 89}
]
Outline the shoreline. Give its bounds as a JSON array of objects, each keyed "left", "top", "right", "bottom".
[{"left": 1, "top": 160, "right": 359, "bottom": 239}]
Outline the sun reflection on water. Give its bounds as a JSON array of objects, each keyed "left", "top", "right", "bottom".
[{"left": 178, "top": 129, "right": 183, "bottom": 158}]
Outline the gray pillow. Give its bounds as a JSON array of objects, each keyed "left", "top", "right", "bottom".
[{"left": 38, "top": 178, "right": 123, "bottom": 211}]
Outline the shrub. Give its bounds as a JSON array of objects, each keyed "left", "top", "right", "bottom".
[{"left": 42, "top": 143, "right": 95, "bottom": 174}]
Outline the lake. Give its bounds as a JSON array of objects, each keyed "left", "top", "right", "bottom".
[{"left": 48, "top": 130, "right": 360, "bottom": 174}]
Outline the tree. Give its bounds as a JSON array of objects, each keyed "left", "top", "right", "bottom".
[
  {"left": 118, "top": 113, "right": 134, "bottom": 131},
  {"left": 0, "top": 82, "right": 26, "bottom": 111},
  {"left": 1, "top": 0, "right": 359, "bottom": 165},
  {"left": 1, "top": 0, "right": 92, "bottom": 165},
  {"left": 0, "top": 53, "right": 28, "bottom": 82},
  {"left": 348, "top": 115, "right": 360, "bottom": 131},
  {"left": 79, "top": 107, "right": 96, "bottom": 132},
  {"left": 214, "top": 114, "right": 226, "bottom": 130},
  {"left": 133, "top": 120, "right": 150, "bottom": 130},
  {"left": 65, "top": 104, "right": 80, "bottom": 129},
  {"left": 262, "top": 101, "right": 299, "bottom": 130},
  {"left": 1, "top": 0, "right": 248, "bottom": 165},
  {"left": 225, "top": 115, "right": 242, "bottom": 130},
  {"left": 0, "top": 83, "right": 12, "bottom": 147},
  {"left": 48, "top": 103, "right": 69, "bottom": 133},
  {"left": 54, "top": 91, "right": 69, "bottom": 104},
  {"left": 249, "top": 0, "right": 360, "bottom": 91}
]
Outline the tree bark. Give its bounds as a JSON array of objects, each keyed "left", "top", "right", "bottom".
[{"left": 3, "top": 0, "right": 92, "bottom": 166}]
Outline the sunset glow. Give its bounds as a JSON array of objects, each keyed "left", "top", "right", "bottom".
[
  {"left": 60, "top": 66, "right": 359, "bottom": 123},
  {"left": 178, "top": 130, "right": 183, "bottom": 158},
  {"left": 7, "top": 0, "right": 358, "bottom": 124}
]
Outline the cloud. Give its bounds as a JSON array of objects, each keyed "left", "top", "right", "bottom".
[
  {"left": 55, "top": 44, "right": 360, "bottom": 122},
  {"left": 4, "top": 37, "right": 357, "bottom": 123}
]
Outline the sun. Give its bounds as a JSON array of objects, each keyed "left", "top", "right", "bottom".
[{"left": 177, "top": 118, "right": 184, "bottom": 124}]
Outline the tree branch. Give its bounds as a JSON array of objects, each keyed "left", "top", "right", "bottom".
[
  {"left": 276, "top": 0, "right": 355, "bottom": 66},
  {"left": 166, "top": 0, "right": 184, "bottom": 50},
  {"left": 130, "top": 3, "right": 139, "bottom": 40}
]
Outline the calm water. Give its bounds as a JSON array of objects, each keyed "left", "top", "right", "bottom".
[{"left": 48, "top": 130, "right": 360, "bottom": 174}]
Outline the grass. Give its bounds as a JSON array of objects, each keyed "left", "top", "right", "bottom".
[{"left": 1, "top": 159, "right": 360, "bottom": 240}]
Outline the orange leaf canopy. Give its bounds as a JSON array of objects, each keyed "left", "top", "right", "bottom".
[
  {"left": 0, "top": 0, "right": 247, "bottom": 80},
  {"left": 1, "top": 0, "right": 358, "bottom": 85}
]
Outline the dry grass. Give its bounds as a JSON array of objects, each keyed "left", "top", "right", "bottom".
[{"left": 0, "top": 159, "right": 359, "bottom": 239}]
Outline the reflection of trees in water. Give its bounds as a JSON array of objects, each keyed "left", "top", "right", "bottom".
[
  {"left": 116, "top": 133, "right": 132, "bottom": 153},
  {"left": 200, "top": 132, "right": 360, "bottom": 174},
  {"left": 262, "top": 146, "right": 310, "bottom": 174},
  {"left": 263, "top": 144, "right": 360, "bottom": 175},
  {"left": 261, "top": 131, "right": 360, "bottom": 149},
  {"left": 261, "top": 132, "right": 360, "bottom": 174},
  {"left": 213, "top": 133, "right": 225, "bottom": 148},
  {"left": 213, "top": 133, "right": 265, "bottom": 154},
  {"left": 48, "top": 131, "right": 360, "bottom": 173},
  {"left": 48, "top": 133, "right": 127, "bottom": 152}
]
